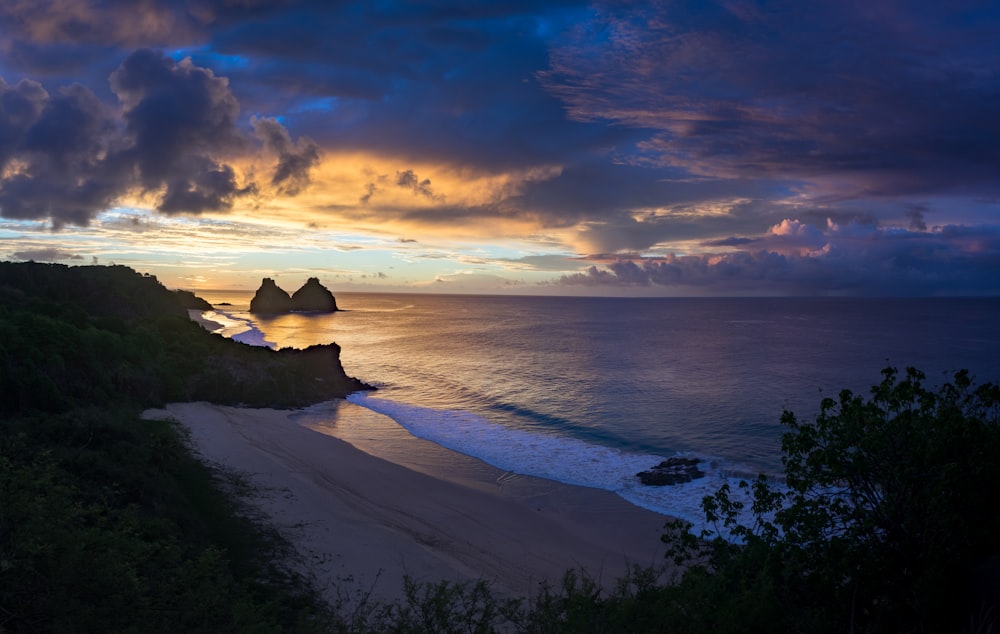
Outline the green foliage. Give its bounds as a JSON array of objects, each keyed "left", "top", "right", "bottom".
[
  {"left": 1, "top": 409, "right": 332, "bottom": 632},
  {"left": 668, "top": 366, "right": 1000, "bottom": 632},
  {"left": 370, "top": 577, "right": 521, "bottom": 633}
]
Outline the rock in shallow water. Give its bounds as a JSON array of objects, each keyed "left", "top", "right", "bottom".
[{"left": 636, "top": 457, "right": 706, "bottom": 486}]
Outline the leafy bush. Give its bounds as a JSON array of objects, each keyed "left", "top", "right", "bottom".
[{"left": 667, "top": 367, "right": 1000, "bottom": 632}]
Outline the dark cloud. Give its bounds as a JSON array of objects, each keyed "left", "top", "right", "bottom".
[
  {"left": 558, "top": 221, "right": 1000, "bottom": 296},
  {"left": 203, "top": 1, "right": 626, "bottom": 173},
  {"left": 157, "top": 159, "right": 249, "bottom": 214},
  {"left": 0, "top": 78, "right": 121, "bottom": 227},
  {"left": 497, "top": 254, "right": 582, "bottom": 271},
  {"left": 359, "top": 169, "right": 443, "bottom": 204},
  {"left": 703, "top": 236, "right": 755, "bottom": 247},
  {"left": 253, "top": 116, "right": 320, "bottom": 196},
  {"left": 1, "top": 48, "right": 316, "bottom": 225},
  {"left": 542, "top": 0, "right": 1000, "bottom": 199},
  {"left": 907, "top": 208, "right": 928, "bottom": 232},
  {"left": 396, "top": 169, "right": 440, "bottom": 201},
  {"left": 0, "top": 0, "right": 296, "bottom": 72},
  {"left": 10, "top": 247, "right": 83, "bottom": 261},
  {"left": 0, "top": 1, "right": 198, "bottom": 50},
  {"left": 1, "top": 78, "right": 50, "bottom": 164},
  {"left": 359, "top": 180, "right": 379, "bottom": 205},
  {"left": 110, "top": 49, "right": 253, "bottom": 212},
  {"left": 509, "top": 159, "right": 787, "bottom": 236}
]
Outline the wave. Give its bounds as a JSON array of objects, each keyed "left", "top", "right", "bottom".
[
  {"left": 199, "top": 309, "right": 276, "bottom": 349},
  {"left": 346, "top": 392, "right": 775, "bottom": 537},
  {"left": 232, "top": 326, "right": 276, "bottom": 349}
]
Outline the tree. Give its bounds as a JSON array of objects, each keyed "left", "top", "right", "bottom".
[{"left": 675, "top": 367, "right": 1000, "bottom": 632}]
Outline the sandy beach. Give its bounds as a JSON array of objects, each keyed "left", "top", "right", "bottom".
[
  {"left": 142, "top": 400, "right": 673, "bottom": 606},
  {"left": 186, "top": 309, "right": 225, "bottom": 332}
]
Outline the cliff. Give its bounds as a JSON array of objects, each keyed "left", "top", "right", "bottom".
[
  {"left": 291, "top": 277, "right": 338, "bottom": 312},
  {"left": 249, "top": 277, "right": 294, "bottom": 313}
]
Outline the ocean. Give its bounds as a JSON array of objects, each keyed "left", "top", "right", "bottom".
[{"left": 192, "top": 292, "right": 1000, "bottom": 532}]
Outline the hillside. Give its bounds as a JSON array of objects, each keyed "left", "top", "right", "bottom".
[
  {"left": 0, "top": 262, "right": 369, "bottom": 413},
  {"left": 0, "top": 262, "right": 366, "bottom": 631}
]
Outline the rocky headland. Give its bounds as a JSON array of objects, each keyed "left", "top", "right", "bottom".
[{"left": 174, "top": 288, "right": 213, "bottom": 310}]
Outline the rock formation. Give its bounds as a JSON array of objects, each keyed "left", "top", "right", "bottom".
[
  {"left": 291, "top": 277, "right": 338, "bottom": 312},
  {"left": 249, "top": 277, "right": 338, "bottom": 313},
  {"left": 636, "top": 457, "right": 705, "bottom": 486},
  {"left": 249, "top": 278, "right": 294, "bottom": 313}
]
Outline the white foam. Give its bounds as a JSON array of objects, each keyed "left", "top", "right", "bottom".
[
  {"left": 204, "top": 309, "right": 276, "bottom": 349},
  {"left": 232, "top": 326, "right": 276, "bottom": 349},
  {"left": 346, "top": 392, "right": 771, "bottom": 537}
]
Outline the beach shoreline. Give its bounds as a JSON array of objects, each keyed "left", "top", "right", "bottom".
[
  {"left": 142, "top": 400, "right": 674, "bottom": 606},
  {"left": 186, "top": 308, "right": 224, "bottom": 332}
]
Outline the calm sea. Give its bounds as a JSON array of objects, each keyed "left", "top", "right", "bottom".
[{"left": 192, "top": 292, "right": 1000, "bottom": 530}]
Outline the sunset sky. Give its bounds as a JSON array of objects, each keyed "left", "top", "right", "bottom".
[{"left": 1, "top": 0, "right": 998, "bottom": 295}]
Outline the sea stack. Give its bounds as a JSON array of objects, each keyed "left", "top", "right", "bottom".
[
  {"left": 249, "top": 278, "right": 294, "bottom": 313},
  {"left": 291, "top": 277, "right": 338, "bottom": 312}
]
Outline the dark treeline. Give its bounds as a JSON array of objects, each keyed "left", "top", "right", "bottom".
[{"left": 2, "top": 262, "right": 998, "bottom": 632}]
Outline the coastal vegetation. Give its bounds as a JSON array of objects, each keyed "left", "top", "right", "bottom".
[
  {"left": 2, "top": 262, "right": 997, "bottom": 632},
  {"left": 655, "top": 366, "right": 1000, "bottom": 632},
  {"left": 0, "top": 262, "right": 360, "bottom": 631}
]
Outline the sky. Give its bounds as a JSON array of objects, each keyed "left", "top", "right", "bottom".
[{"left": 1, "top": 0, "right": 999, "bottom": 296}]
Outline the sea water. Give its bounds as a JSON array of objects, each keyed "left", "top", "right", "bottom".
[{"left": 192, "top": 292, "right": 1000, "bottom": 532}]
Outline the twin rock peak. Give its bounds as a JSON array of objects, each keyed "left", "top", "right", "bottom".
[{"left": 249, "top": 277, "right": 339, "bottom": 314}]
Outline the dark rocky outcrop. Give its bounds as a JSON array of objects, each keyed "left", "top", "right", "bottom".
[
  {"left": 249, "top": 278, "right": 294, "bottom": 313},
  {"left": 173, "top": 289, "right": 213, "bottom": 310},
  {"left": 291, "top": 277, "right": 338, "bottom": 312},
  {"left": 202, "top": 342, "right": 373, "bottom": 405},
  {"left": 249, "top": 277, "right": 338, "bottom": 313},
  {"left": 636, "top": 457, "right": 705, "bottom": 486}
]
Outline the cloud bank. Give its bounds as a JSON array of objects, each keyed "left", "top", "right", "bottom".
[
  {"left": 1, "top": 49, "right": 317, "bottom": 226},
  {"left": 559, "top": 219, "right": 1000, "bottom": 296}
]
